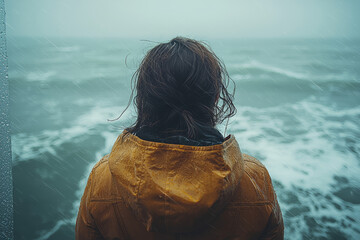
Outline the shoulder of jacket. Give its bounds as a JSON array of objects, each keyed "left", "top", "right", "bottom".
[
  {"left": 233, "top": 153, "right": 276, "bottom": 203},
  {"left": 88, "top": 154, "right": 118, "bottom": 201}
]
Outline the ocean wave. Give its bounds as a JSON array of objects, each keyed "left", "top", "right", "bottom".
[
  {"left": 35, "top": 130, "right": 120, "bottom": 240},
  {"left": 26, "top": 71, "right": 57, "bottom": 82},
  {"left": 11, "top": 104, "right": 130, "bottom": 165},
  {"left": 230, "top": 60, "right": 357, "bottom": 83},
  {"left": 230, "top": 60, "right": 308, "bottom": 79},
  {"left": 58, "top": 46, "right": 80, "bottom": 52},
  {"left": 12, "top": 101, "right": 130, "bottom": 240}
]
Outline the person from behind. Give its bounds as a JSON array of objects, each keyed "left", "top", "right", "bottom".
[{"left": 76, "top": 37, "right": 284, "bottom": 240}]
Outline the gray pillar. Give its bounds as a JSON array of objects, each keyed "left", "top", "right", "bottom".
[{"left": 0, "top": 0, "right": 13, "bottom": 239}]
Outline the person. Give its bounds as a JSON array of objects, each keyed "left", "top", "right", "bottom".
[{"left": 75, "top": 37, "right": 284, "bottom": 240}]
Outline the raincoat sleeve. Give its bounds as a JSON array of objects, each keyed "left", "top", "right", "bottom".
[
  {"left": 259, "top": 188, "right": 284, "bottom": 240},
  {"left": 75, "top": 170, "right": 104, "bottom": 240}
]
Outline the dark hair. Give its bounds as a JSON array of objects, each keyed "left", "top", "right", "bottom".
[{"left": 124, "top": 37, "right": 236, "bottom": 138}]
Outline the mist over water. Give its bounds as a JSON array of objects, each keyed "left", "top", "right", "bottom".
[{"left": 8, "top": 37, "right": 360, "bottom": 239}]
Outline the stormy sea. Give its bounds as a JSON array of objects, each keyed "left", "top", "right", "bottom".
[{"left": 8, "top": 37, "right": 360, "bottom": 239}]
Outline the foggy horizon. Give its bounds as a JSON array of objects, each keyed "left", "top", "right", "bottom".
[{"left": 5, "top": 0, "right": 360, "bottom": 39}]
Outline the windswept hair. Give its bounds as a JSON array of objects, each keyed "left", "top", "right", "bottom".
[{"left": 125, "top": 36, "right": 236, "bottom": 138}]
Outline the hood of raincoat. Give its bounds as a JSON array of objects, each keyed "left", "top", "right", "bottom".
[{"left": 108, "top": 130, "right": 244, "bottom": 234}]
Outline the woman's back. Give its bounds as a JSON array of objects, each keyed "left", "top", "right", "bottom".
[{"left": 75, "top": 37, "right": 284, "bottom": 239}]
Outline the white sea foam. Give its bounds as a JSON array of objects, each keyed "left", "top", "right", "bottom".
[
  {"left": 231, "top": 74, "right": 252, "bottom": 81},
  {"left": 35, "top": 219, "right": 73, "bottom": 240},
  {"left": 230, "top": 97, "right": 360, "bottom": 190}
]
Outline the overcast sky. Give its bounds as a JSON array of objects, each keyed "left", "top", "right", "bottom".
[{"left": 5, "top": 0, "right": 360, "bottom": 39}]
